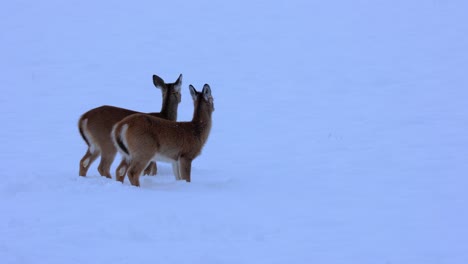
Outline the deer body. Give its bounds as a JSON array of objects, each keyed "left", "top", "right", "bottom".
[
  {"left": 113, "top": 84, "right": 214, "bottom": 187},
  {"left": 78, "top": 74, "right": 182, "bottom": 178}
]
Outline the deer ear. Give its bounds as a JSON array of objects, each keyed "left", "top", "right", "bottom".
[
  {"left": 202, "top": 84, "right": 211, "bottom": 100},
  {"left": 189, "top": 85, "right": 197, "bottom": 101},
  {"left": 173, "top": 74, "right": 182, "bottom": 92},
  {"left": 153, "top": 74, "right": 165, "bottom": 89},
  {"left": 175, "top": 74, "right": 183, "bottom": 84}
]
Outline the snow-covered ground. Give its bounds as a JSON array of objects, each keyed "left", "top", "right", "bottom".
[{"left": 1, "top": 1, "right": 468, "bottom": 263}]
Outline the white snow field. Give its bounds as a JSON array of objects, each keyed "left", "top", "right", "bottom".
[{"left": 1, "top": 0, "right": 467, "bottom": 263}]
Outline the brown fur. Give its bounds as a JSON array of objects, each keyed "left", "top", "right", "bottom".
[
  {"left": 78, "top": 74, "right": 182, "bottom": 178},
  {"left": 113, "top": 84, "right": 214, "bottom": 187}
]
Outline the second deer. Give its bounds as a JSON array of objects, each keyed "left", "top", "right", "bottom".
[
  {"left": 78, "top": 74, "right": 182, "bottom": 178},
  {"left": 112, "top": 84, "right": 214, "bottom": 187}
]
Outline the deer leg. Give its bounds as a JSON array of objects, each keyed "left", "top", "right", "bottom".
[
  {"left": 172, "top": 161, "right": 181, "bottom": 180},
  {"left": 143, "top": 162, "right": 157, "bottom": 176},
  {"left": 127, "top": 160, "right": 150, "bottom": 187},
  {"left": 115, "top": 159, "right": 129, "bottom": 183},
  {"left": 98, "top": 151, "right": 116, "bottom": 179},
  {"left": 79, "top": 149, "right": 100, "bottom": 176},
  {"left": 178, "top": 157, "right": 192, "bottom": 183}
]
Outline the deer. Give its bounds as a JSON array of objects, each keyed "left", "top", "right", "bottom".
[
  {"left": 78, "top": 74, "right": 182, "bottom": 179},
  {"left": 112, "top": 84, "right": 214, "bottom": 187}
]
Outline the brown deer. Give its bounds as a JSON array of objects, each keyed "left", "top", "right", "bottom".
[
  {"left": 78, "top": 74, "right": 182, "bottom": 178},
  {"left": 112, "top": 84, "right": 214, "bottom": 187}
]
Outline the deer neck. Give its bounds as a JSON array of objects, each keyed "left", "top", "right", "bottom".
[
  {"left": 160, "top": 92, "right": 178, "bottom": 121},
  {"left": 191, "top": 101, "right": 213, "bottom": 143}
]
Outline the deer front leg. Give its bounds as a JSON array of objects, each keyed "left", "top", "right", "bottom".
[
  {"left": 172, "top": 161, "right": 181, "bottom": 180},
  {"left": 178, "top": 157, "right": 192, "bottom": 183},
  {"left": 143, "top": 161, "right": 157, "bottom": 176}
]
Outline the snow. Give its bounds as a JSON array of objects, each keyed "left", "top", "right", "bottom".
[{"left": 1, "top": 0, "right": 468, "bottom": 263}]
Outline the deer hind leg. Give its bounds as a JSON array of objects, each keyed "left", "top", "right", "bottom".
[
  {"left": 98, "top": 150, "right": 117, "bottom": 179},
  {"left": 115, "top": 159, "right": 129, "bottom": 183},
  {"left": 143, "top": 161, "right": 157, "bottom": 176},
  {"left": 178, "top": 156, "right": 193, "bottom": 183},
  {"left": 127, "top": 159, "right": 151, "bottom": 187},
  {"left": 79, "top": 149, "right": 100, "bottom": 176}
]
